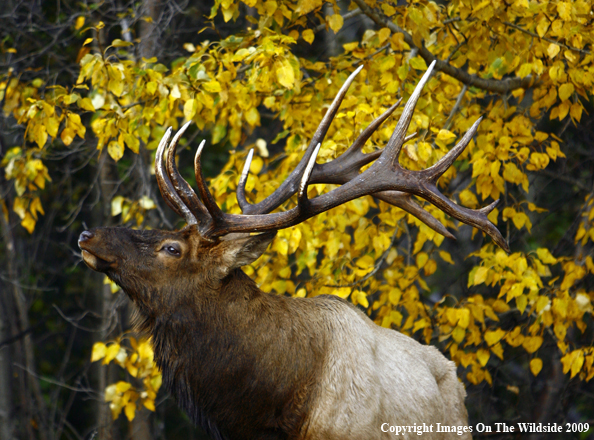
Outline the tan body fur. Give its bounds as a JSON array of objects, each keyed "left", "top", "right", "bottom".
[{"left": 301, "top": 295, "right": 469, "bottom": 440}]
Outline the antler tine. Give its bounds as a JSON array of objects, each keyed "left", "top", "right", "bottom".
[
  {"left": 155, "top": 127, "right": 199, "bottom": 226},
  {"left": 194, "top": 139, "right": 226, "bottom": 223},
  {"left": 165, "top": 121, "right": 211, "bottom": 226},
  {"left": 298, "top": 143, "right": 321, "bottom": 204},
  {"left": 309, "top": 100, "right": 402, "bottom": 185},
  {"left": 421, "top": 117, "right": 482, "bottom": 183},
  {"left": 383, "top": 60, "right": 437, "bottom": 165},
  {"left": 237, "top": 149, "right": 254, "bottom": 212},
  {"left": 239, "top": 65, "right": 365, "bottom": 215}
]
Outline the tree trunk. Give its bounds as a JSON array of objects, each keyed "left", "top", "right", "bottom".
[{"left": 0, "top": 277, "right": 16, "bottom": 440}]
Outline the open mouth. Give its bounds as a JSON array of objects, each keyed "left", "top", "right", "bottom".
[{"left": 80, "top": 247, "right": 115, "bottom": 272}]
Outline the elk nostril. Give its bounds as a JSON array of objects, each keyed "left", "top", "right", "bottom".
[{"left": 79, "top": 230, "right": 94, "bottom": 243}]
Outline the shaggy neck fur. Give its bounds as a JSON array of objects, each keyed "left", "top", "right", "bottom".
[{"left": 131, "top": 269, "right": 325, "bottom": 440}]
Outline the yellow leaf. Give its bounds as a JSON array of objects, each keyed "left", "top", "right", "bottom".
[
  {"left": 409, "top": 56, "right": 427, "bottom": 70},
  {"left": 333, "top": 287, "right": 351, "bottom": 299},
  {"left": 124, "top": 401, "right": 136, "bottom": 421},
  {"left": 327, "top": 14, "right": 343, "bottom": 33},
  {"left": 459, "top": 189, "right": 478, "bottom": 208},
  {"left": 557, "top": 1, "right": 571, "bottom": 21},
  {"left": 484, "top": 329, "right": 505, "bottom": 346},
  {"left": 522, "top": 336, "right": 543, "bottom": 354},
  {"left": 353, "top": 290, "right": 369, "bottom": 308},
  {"left": 46, "top": 117, "right": 60, "bottom": 138},
  {"left": 302, "top": 29, "right": 314, "bottom": 44},
  {"left": 184, "top": 99, "right": 197, "bottom": 120},
  {"left": 477, "top": 349, "right": 490, "bottom": 366},
  {"left": 150, "top": 374, "right": 162, "bottom": 391},
  {"left": 111, "top": 39, "right": 133, "bottom": 48},
  {"left": 547, "top": 43, "right": 560, "bottom": 59},
  {"left": 276, "top": 59, "right": 295, "bottom": 89},
  {"left": 78, "top": 97, "right": 95, "bottom": 111},
  {"left": 473, "top": 267, "right": 489, "bottom": 285},
  {"left": 104, "top": 343, "right": 121, "bottom": 364},
  {"left": 378, "top": 28, "right": 391, "bottom": 44},
  {"left": 517, "top": 63, "right": 532, "bottom": 78},
  {"left": 417, "top": 142, "right": 432, "bottom": 161},
  {"left": 530, "top": 358, "right": 543, "bottom": 376},
  {"left": 83, "top": 38, "right": 93, "bottom": 46},
  {"left": 570, "top": 103, "right": 582, "bottom": 122},
  {"left": 295, "top": 288, "right": 306, "bottom": 298},
  {"left": 203, "top": 81, "right": 222, "bottom": 93},
  {"left": 381, "top": 3, "right": 396, "bottom": 16},
  {"left": 245, "top": 107, "right": 260, "bottom": 127},
  {"left": 416, "top": 252, "right": 428, "bottom": 269},
  {"left": 108, "top": 78, "right": 124, "bottom": 97},
  {"left": 536, "top": 248, "right": 556, "bottom": 264},
  {"left": 91, "top": 342, "right": 107, "bottom": 362},
  {"left": 21, "top": 212, "right": 36, "bottom": 234},
  {"left": 491, "top": 342, "right": 504, "bottom": 359},
  {"left": 143, "top": 399, "right": 156, "bottom": 411},
  {"left": 111, "top": 196, "right": 124, "bottom": 216},
  {"left": 108, "top": 141, "right": 124, "bottom": 162},
  {"left": 404, "top": 144, "right": 418, "bottom": 161},
  {"left": 30, "top": 197, "right": 44, "bottom": 218},
  {"left": 413, "top": 318, "right": 427, "bottom": 333},
  {"left": 536, "top": 18, "right": 549, "bottom": 38},
  {"left": 139, "top": 196, "right": 155, "bottom": 210},
  {"left": 116, "top": 381, "right": 132, "bottom": 393},
  {"left": 439, "top": 251, "right": 454, "bottom": 264},
  {"left": 554, "top": 322, "right": 566, "bottom": 340},
  {"left": 34, "top": 124, "right": 48, "bottom": 148},
  {"left": 457, "top": 308, "right": 470, "bottom": 329},
  {"left": 452, "top": 326, "right": 465, "bottom": 343},
  {"left": 343, "top": 42, "right": 358, "bottom": 52},
  {"left": 571, "top": 351, "right": 584, "bottom": 378},
  {"left": 123, "top": 134, "right": 140, "bottom": 154},
  {"left": 558, "top": 83, "right": 574, "bottom": 101},
  {"left": 13, "top": 198, "right": 27, "bottom": 220},
  {"left": 558, "top": 101, "right": 570, "bottom": 120}
]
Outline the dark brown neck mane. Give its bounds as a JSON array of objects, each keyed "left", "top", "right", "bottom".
[{"left": 141, "top": 269, "right": 325, "bottom": 440}]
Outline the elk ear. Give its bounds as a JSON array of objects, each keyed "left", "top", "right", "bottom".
[{"left": 218, "top": 231, "right": 277, "bottom": 272}]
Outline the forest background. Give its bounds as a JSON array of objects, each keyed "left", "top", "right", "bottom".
[{"left": 1, "top": 0, "right": 594, "bottom": 439}]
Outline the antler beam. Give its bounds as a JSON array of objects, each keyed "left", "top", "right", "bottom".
[{"left": 155, "top": 61, "right": 509, "bottom": 252}]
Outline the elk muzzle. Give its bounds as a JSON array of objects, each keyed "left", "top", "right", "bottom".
[{"left": 78, "top": 230, "right": 116, "bottom": 272}]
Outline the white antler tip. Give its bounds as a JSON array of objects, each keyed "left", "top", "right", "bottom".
[
  {"left": 195, "top": 139, "right": 206, "bottom": 160},
  {"left": 299, "top": 143, "right": 321, "bottom": 198},
  {"left": 172, "top": 121, "right": 192, "bottom": 145},
  {"left": 241, "top": 149, "right": 254, "bottom": 182}
]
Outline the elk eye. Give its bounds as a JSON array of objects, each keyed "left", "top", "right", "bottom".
[{"left": 162, "top": 244, "right": 181, "bottom": 257}]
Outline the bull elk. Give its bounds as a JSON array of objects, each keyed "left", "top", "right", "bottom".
[{"left": 79, "top": 61, "right": 507, "bottom": 440}]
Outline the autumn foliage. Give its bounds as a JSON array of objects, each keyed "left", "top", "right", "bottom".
[{"left": 2, "top": 0, "right": 594, "bottom": 431}]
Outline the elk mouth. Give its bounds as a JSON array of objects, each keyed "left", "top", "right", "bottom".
[
  {"left": 78, "top": 231, "right": 116, "bottom": 272},
  {"left": 80, "top": 248, "right": 116, "bottom": 272}
]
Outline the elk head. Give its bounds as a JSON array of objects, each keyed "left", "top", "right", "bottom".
[{"left": 79, "top": 60, "right": 508, "bottom": 319}]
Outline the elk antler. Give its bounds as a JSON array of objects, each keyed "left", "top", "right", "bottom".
[{"left": 155, "top": 61, "right": 509, "bottom": 252}]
